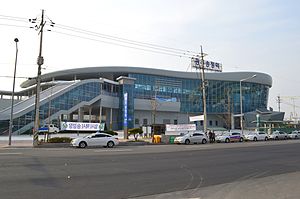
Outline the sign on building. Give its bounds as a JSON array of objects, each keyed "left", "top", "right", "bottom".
[
  {"left": 60, "top": 122, "right": 105, "bottom": 131},
  {"left": 191, "top": 57, "right": 222, "bottom": 72}
]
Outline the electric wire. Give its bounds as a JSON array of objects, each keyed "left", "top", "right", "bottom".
[
  {"left": 54, "top": 23, "right": 199, "bottom": 55},
  {"left": 0, "top": 14, "right": 200, "bottom": 59},
  {"left": 52, "top": 30, "right": 194, "bottom": 58}
]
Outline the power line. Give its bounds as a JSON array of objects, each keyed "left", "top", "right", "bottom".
[
  {"left": 0, "top": 75, "right": 30, "bottom": 79},
  {"left": 52, "top": 30, "right": 194, "bottom": 58},
  {"left": 54, "top": 23, "right": 199, "bottom": 55},
  {"left": 0, "top": 14, "right": 201, "bottom": 59},
  {"left": 0, "top": 23, "right": 30, "bottom": 29}
]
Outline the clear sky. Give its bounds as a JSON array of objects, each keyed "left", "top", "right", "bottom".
[{"left": 0, "top": 0, "right": 299, "bottom": 119}]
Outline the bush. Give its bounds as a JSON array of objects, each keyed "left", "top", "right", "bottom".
[
  {"left": 48, "top": 137, "right": 72, "bottom": 143},
  {"left": 128, "top": 128, "right": 143, "bottom": 141}
]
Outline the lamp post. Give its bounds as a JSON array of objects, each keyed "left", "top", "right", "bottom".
[
  {"left": 8, "top": 38, "right": 19, "bottom": 146},
  {"left": 240, "top": 74, "right": 256, "bottom": 135}
]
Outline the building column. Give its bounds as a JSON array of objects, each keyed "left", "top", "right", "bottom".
[
  {"left": 99, "top": 105, "right": 102, "bottom": 123},
  {"left": 78, "top": 107, "right": 84, "bottom": 122},
  {"left": 231, "top": 113, "right": 235, "bottom": 130},
  {"left": 88, "top": 106, "right": 92, "bottom": 123},
  {"left": 110, "top": 108, "right": 113, "bottom": 130}
]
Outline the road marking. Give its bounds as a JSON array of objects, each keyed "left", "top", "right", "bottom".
[
  {"left": 0, "top": 153, "right": 23, "bottom": 155},
  {"left": 43, "top": 148, "right": 72, "bottom": 151},
  {"left": 185, "top": 145, "right": 213, "bottom": 148},
  {"left": 94, "top": 149, "right": 133, "bottom": 152}
]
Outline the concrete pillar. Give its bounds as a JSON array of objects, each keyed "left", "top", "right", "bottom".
[
  {"left": 89, "top": 106, "right": 92, "bottom": 123},
  {"left": 78, "top": 107, "right": 84, "bottom": 122},
  {"left": 99, "top": 105, "right": 102, "bottom": 123},
  {"left": 110, "top": 108, "right": 113, "bottom": 130},
  {"left": 231, "top": 114, "right": 235, "bottom": 130}
]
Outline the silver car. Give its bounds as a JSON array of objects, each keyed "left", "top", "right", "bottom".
[
  {"left": 174, "top": 131, "right": 208, "bottom": 144},
  {"left": 71, "top": 132, "right": 119, "bottom": 148},
  {"left": 268, "top": 131, "right": 287, "bottom": 140},
  {"left": 244, "top": 131, "right": 269, "bottom": 141},
  {"left": 287, "top": 131, "right": 300, "bottom": 139}
]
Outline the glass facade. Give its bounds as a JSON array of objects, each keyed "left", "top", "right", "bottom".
[
  {"left": 129, "top": 73, "right": 269, "bottom": 114},
  {"left": 0, "top": 69, "right": 270, "bottom": 134},
  {"left": 9, "top": 81, "right": 120, "bottom": 133}
]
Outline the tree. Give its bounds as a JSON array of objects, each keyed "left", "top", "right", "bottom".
[{"left": 128, "top": 128, "right": 143, "bottom": 141}]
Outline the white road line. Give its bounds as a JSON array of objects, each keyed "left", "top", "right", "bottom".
[
  {"left": 0, "top": 153, "right": 23, "bottom": 155},
  {"left": 94, "top": 149, "right": 133, "bottom": 152}
]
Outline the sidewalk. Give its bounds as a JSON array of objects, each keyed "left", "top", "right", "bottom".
[
  {"left": 0, "top": 140, "right": 33, "bottom": 148},
  {"left": 0, "top": 137, "right": 154, "bottom": 148}
]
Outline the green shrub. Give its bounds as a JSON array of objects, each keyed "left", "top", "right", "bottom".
[
  {"left": 48, "top": 137, "right": 72, "bottom": 143},
  {"left": 128, "top": 128, "right": 143, "bottom": 141}
]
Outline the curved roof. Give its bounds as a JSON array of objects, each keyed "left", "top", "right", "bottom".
[{"left": 20, "top": 66, "right": 272, "bottom": 88}]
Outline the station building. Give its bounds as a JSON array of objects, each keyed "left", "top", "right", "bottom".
[{"left": 0, "top": 66, "right": 283, "bottom": 134}]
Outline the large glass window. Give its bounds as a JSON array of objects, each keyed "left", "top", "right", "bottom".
[{"left": 129, "top": 73, "right": 269, "bottom": 115}]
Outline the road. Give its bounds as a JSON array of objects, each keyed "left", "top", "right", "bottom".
[{"left": 1, "top": 140, "right": 300, "bottom": 199}]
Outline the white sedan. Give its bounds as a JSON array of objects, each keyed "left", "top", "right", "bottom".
[
  {"left": 71, "top": 132, "right": 119, "bottom": 148},
  {"left": 174, "top": 131, "right": 208, "bottom": 144},
  {"left": 268, "top": 131, "right": 287, "bottom": 140},
  {"left": 244, "top": 132, "right": 269, "bottom": 141},
  {"left": 287, "top": 131, "right": 300, "bottom": 139},
  {"left": 215, "top": 132, "right": 244, "bottom": 143}
]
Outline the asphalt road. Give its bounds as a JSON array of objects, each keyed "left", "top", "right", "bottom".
[{"left": 1, "top": 140, "right": 300, "bottom": 199}]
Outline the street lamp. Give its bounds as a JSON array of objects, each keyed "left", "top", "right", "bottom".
[
  {"left": 240, "top": 74, "right": 256, "bottom": 135},
  {"left": 8, "top": 38, "right": 19, "bottom": 146}
]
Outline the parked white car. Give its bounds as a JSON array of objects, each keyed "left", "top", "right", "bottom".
[
  {"left": 174, "top": 131, "right": 208, "bottom": 144},
  {"left": 244, "top": 132, "right": 269, "bottom": 141},
  {"left": 268, "top": 131, "right": 287, "bottom": 140},
  {"left": 71, "top": 132, "right": 119, "bottom": 148},
  {"left": 287, "top": 131, "right": 300, "bottom": 139},
  {"left": 216, "top": 132, "right": 244, "bottom": 143}
]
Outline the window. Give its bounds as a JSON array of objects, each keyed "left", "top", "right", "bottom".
[
  {"left": 200, "top": 121, "right": 203, "bottom": 126},
  {"left": 215, "top": 121, "right": 218, "bottom": 126},
  {"left": 209, "top": 120, "right": 213, "bottom": 126},
  {"left": 135, "top": 118, "right": 139, "bottom": 125},
  {"left": 163, "top": 119, "right": 171, "bottom": 124},
  {"left": 143, "top": 119, "right": 148, "bottom": 125},
  {"left": 174, "top": 119, "right": 178, "bottom": 125}
]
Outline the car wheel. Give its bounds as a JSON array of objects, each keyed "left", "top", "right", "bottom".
[
  {"left": 185, "top": 139, "right": 190, "bottom": 145},
  {"left": 265, "top": 137, "right": 268, "bottom": 141},
  {"left": 275, "top": 136, "right": 279, "bottom": 140},
  {"left": 79, "top": 141, "right": 87, "bottom": 148},
  {"left": 202, "top": 139, "right": 207, "bottom": 144},
  {"left": 107, "top": 141, "right": 115, "bottom": 148},
  {"left": 239, "top": 137, "right": 244, "bottom": 142},
  {"left": 253, "top": 137, "right": 257, "bottom": 142},
  {"left": 225, "top": 138, "right": 230, "bottom": 143},
  {"left": 295, "top": 135, "right": 298, "bottom": 139}
]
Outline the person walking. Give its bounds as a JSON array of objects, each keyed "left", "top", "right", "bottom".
[
  {"left": 208, "top": 130, "right": 213, "bottom": 143},
  {"left": 212, "top": 131, "right": 215, "bottom": 143}
]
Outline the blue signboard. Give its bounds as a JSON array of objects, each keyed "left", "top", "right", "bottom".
[{"left": 123, "top": 92, "right": 128, "bottom": 127}]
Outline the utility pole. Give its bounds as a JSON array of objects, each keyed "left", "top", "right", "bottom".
[
  {"left": 192, "top": 46, "right": 207, "bottom": 132},
  {"left": 200, "top": 46, "right": 207, "bottom": 133},
  {"left": 277, "top": 95, "right": 281, "bottom": 112},
  {"left": 32, "top": 9, "right": 45, "bottom": 147},
  {"left": 8, "top": 38, "right": 19, "bottom": 146},
  {"left": 191, "top": 46, "right": 207, "bottom": 133}
]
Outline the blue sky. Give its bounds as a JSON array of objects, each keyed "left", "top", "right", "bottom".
[{"left": 0, "top": 0, "right": 299, "bottom": 118}]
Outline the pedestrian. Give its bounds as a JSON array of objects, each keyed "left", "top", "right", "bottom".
[
  {"left": 212, "top": 131, "right": 215, "bottom": 143},
  {"left": 208, "top": 130, "right": 212, "bottom": 143}
]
